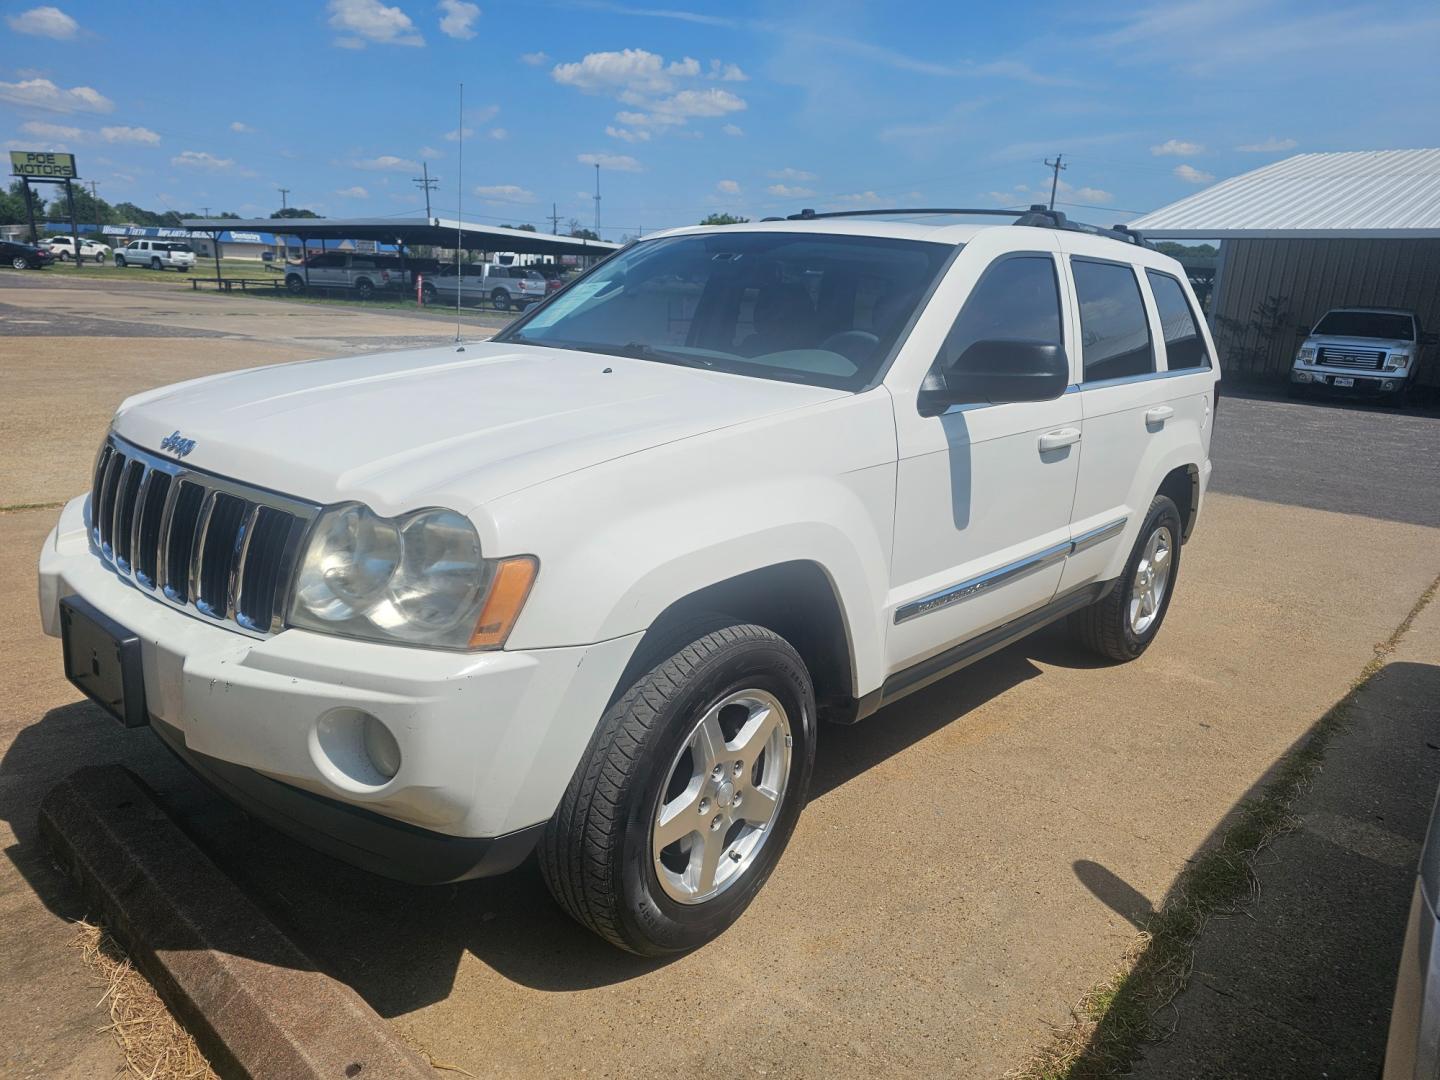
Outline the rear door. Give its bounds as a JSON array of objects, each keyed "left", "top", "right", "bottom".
[{"left": 1058, "top": 240, "right": 1212, "bottom": 591}]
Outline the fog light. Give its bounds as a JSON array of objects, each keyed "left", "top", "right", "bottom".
[
  {"left": 1293, "top": 371, "right": 1312, "bottom": 383},
  {"left": 314, "top": 707, "right": 402, "bottom": 786},
  {"left": 1382, "top": 380, "right": 1396, "bottom": 392}
]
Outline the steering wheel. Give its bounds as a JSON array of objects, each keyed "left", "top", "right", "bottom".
[{"left": 818, "top": 330, "right": 881, "bottom": 366}]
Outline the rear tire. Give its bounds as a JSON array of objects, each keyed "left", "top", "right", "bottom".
[
  {"left": 356, "top": 278, "right": 375, "bottom": 300},
  {"left": 491, "top": 288, "right": 511, "bottom": 311},
  {"left": 1069, "top": 495, "right": 1183, "bottom": 662},
  {"left": 150, "top": 257, "right": 162, "bottom": 271},
  {"left": 94, "top": 252, "right": 105, "bottom": 264},
  {"left": 540, "top": 619, "right": 816, "bottom": 956}
]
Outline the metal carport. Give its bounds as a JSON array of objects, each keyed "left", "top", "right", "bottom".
[{"left": 1129, "top": 149, "right": 1440, "bottom": 390}]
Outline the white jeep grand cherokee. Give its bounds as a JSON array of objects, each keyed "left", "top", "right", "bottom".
[{"left": 39, "top": 207, "right": 1217, "bottom": 955}]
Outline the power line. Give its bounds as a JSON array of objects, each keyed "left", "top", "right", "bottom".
[
  {"left": 1044, "top": 154, "right": 1066, "bottom": 210},
  {"left": 412, "top": 162, "right": 438, "bottom": 218}
]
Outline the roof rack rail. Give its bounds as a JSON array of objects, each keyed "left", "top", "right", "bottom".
[{"left": 765, "top": 204, "right": 1147, "bottom": 246}]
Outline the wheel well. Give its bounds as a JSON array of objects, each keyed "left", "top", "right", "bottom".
[
  {"left": 1158, "top": 464, "right": 1199, "bottom": 541},
  {"left": 618, "top": 562, "right": 856, "bottom": 721}
]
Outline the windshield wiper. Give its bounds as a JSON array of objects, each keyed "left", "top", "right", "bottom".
[{"left": 616, "top": 342, "right": 714, "bottom": 369}]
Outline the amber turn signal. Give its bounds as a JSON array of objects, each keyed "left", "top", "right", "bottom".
[{"left": 469, "top": 556, "right": 538, "bottom": 649}]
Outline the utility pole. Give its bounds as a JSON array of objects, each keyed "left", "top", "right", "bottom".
[
  {"left": 200, "top": 206, "right": 210, "bottom": 218},
  {"left": 593, "top": 162, "right": 601, "bottom": 235},
  {"left": 277, "top": 186, "right": 290, "bottom": 213},
  {"left": 87, "top": 180, "right": 98, "bottom": 199},
  {"left": 1044, "top": 154, "right": 1066, "bottom": 210},
  {"left": 412, "top": 162, "right": 438, "bottom": 218},
  {"left": 548, "top": 201, "right": 561, "bottom": 235}
]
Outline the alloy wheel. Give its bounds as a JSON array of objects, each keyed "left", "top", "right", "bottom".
[
  {"left": 651, "top": 688, "right": 792, "bottom": 905},
  {"left": 1128, "top": 525, "right": 1173, "bottom": 636}
]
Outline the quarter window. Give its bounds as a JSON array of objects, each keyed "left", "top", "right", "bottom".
[
  {"left": 936, "top": 255, "right": 1063, "bottom": 374},
  {"left": 1146, "top": 270, "right": 1209, "bottom": 369},
  {"left": 1073, "top": 260, "right": 1155, "bottom": 382}
]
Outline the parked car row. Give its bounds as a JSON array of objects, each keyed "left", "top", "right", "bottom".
[
  {"left": 43, "top": 235, "right": 111, "bottom": 262},
  {"left": 282, "top": 251, "right": 565, "bottom": 309}
]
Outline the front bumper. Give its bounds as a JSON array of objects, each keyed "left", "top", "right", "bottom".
[
  {"left": 1291, "top": 364, "right": 1410, "bottom": 393},
  {"left": 39, "top": 494, "right": 642, "bottom": 880}
]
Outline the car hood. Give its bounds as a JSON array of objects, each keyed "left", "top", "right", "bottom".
[
  {"left": 1306, "top": 334, "right": 1413, "bottom": 350},
  {"left": 111, "top": 340, "right": 845, "bottom": 514}
]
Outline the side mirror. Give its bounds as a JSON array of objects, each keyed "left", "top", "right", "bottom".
[{"left": 919, "top": 339, "right": 1069, "bottom": 416}]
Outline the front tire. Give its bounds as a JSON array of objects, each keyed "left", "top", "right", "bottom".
[
  {"left": 541, "top": 620, "right": 816, "bottom": 956},
  {"left": 11, "top": 256, "right": 27, "bottom": 270},
  {"left": 285, "top": 275, "right": 305, "bottom": 295},
  {"left": 114, "top": 255, "right": 126, "bottom": 268},
  {"left": 1069, "top": 495, "right": 1183, "bottom": 662}
]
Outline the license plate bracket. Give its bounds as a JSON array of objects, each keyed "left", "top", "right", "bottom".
[{"left": 60, "top": 596, "right": 148, "bottom": 728}]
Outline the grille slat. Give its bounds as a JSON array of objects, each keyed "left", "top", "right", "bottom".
[
  {"left": 89, "top": 435, "right": 319, "bottom": 638},
  {"left": 1317, "top": 346, "right": 1384, "bottom": 370}
]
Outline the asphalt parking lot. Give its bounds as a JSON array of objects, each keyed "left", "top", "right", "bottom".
[{"left": 2, "top": 276, "right": 1439, "bottom": 1078}]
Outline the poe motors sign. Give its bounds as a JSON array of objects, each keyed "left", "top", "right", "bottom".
[{"left": 10, "top": 150, "right": 78, "bottom": 179}]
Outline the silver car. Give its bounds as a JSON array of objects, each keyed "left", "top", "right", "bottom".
[{"left": 1289, "top": 307, "right": 1434, "bottom": 404}]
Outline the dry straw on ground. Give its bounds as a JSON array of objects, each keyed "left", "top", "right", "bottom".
[{"left": 72, "top": 920, "right": 218, "bottom": 1080}]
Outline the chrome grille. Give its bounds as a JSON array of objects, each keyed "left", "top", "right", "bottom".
[
  {"left": 1317, "top": 346, "right": 1384, "bottom": 370},
  {"left": 89, "top": 435, "right": 320, "bottom": 637}
]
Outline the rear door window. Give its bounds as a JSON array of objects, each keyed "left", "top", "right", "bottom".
[
  {"left": 1145, "top": 270, "right": 1210, "bottom": 370},
  {"left": 1073, "top": 259, "right": 1155, "bottom": 382}
]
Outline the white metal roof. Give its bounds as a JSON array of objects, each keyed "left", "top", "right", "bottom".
[
  {"left": 182, "top": 216, "right": 620, "bottom": 256},
  {"left": 1129, "top": 149, "right": 1440, "bottom": 238}
]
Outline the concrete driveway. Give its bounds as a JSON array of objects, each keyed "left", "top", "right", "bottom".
[{"left": 2, "top": 279, "right": 1437, "bottom": 1078}]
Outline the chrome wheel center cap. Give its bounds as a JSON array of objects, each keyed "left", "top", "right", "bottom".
[{"left": 714, "top": 779, "right": 736, "bottom": 809}]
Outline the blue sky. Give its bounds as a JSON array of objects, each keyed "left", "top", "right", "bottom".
[{"left": 3, "top": 0, "right": 1438, "bottom": 238}]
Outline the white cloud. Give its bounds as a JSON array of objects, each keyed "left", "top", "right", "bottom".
[
  {"left": 834, "top": 191, "right": 886, "bottom": 206},
  {"left": 20, "top": 120, "right": 81, "bottom": 140},
  {"left": 768, "top": 167, "right": 816, "bottom": 182},
  {"left": 102, "top": 125, "right": 160, "bottom": 145},
  {"left": 6, "top": 6, "right": 78, "bottom": 39},
  {"left": 444, "top": 127, "right": 473, "bottom": 141},
  {"left": 419, "top": 145, "right": 443, "bottom": 157},
  {"left": 1236, "top": 136, "right": 1298, "bottom": 153},
  {"left": 707, "top": 60, "right": 747, "bottom": 81},
  {"left": 716, "top": 179, "right": 740, "bottom": 194},
  {"left": 554, "top": 48, "right": 746, "bottom": 134},
  {"left": 230, "top": 121, "right": 254, "bottom": 133},
  {"left": 1174, "top": 163, "right": 1214, "bottom": 184},
  {"left": 488, "top": 127, "right": 508, "bottom": 140},
  {"left": 171, "top": 150, "right": 233, "bottom": 170},
  {"left": 1074, "top": 186, "right": 1113, "bottom": 203},
  {"left": 473, "top": 184, "right": 536, "bottom": 203},
  {"left": 767, "top": 183, "right": 815, "bottom": 197},
  {"left": 327, "top": 0, "right": 424, "bottom": 48},
  {"left": 0, "top": 77, "right": 112, "bottom": 114},
  {"left": 437, "top": 0, "right": 478, "bottom": 38},
  {"left": 351, "top": 154, "right": 419, "bottom": 170},
  {"left": 336, "top": 185, "right": 370, "bottom": 198},
  {"left": 519, "top": 50, "right": 550, "bottom": 66},
  {"left": 1151, "top": 138, "right": 1204, "bottom": 156},
  {"left": 578, "top": 152, "right": 643, "bottom": 172},
  {"left": 722, "top": 123, "right": 743, "bottom": 137},
  {"left": 606, "top": 125, "right": 651, "bottom": 143}
]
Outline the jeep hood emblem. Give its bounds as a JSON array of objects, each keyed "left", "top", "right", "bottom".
[{"left": 159, "top": 430, "right": 196, "bottom": 458}]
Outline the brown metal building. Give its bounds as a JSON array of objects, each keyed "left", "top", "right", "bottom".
[{"left": 1131, "top": 149, "right": 1440, "bottom": 389}]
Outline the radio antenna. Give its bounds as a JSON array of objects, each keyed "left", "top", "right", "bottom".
[{"left": 454, "top": 81, "right": 464, "bottom": 344}]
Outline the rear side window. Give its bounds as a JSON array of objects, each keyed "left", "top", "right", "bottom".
[
  {"left": 937, "top": 255, "right": 1063, "bottom": 372},
  {"left": 1146, "top": 270, "right": 1210, "bottom": 370},
  {"left": 1073, "top": 260, "right": 1154, "bottom": 382}
]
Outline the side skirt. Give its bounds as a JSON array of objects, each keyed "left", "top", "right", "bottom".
[{"left": 845, "top": 580, "right": 1113, "bottom": 724}]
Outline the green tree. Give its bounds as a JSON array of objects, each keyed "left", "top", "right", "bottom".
[
  {"left": 0, "top": 180, "right": 35, "bottom": 226},
  {"left": 270, "top": 207, "right": 322, "bottom": 219},
  {"left": 699, "top": 212, "right": 749, "bottom": 225},
  {"left": 113, "top": 201, "right": 163, "bottom": 226},
  {"left": 43, "top": 186, "right": 115, "bottom": 226},
  {"left": 568, "top": 227, "right": 600, "bottom": 240}
]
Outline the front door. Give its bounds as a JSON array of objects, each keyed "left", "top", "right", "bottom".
[{"left": 888, "top": 245, "right": 1081, "bottom": 673}]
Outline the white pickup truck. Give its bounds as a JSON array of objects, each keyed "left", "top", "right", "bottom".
[
  {"left": 39, "top": 207, "right": 1217, "bottom": 955},
  {"left": 45, "top": 235, "right": 111, "bottom": 263},
  {"left": 421, "top": 263, "right": 547, "bottom": 310}
]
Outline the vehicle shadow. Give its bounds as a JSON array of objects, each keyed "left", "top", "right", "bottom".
[
  {"left": 1221, "top": 380, "right": 1440, "bottom": 420},
  {"left": 1064, "top": 660, "right": 1440, "bottom": 1078},
  {"left": 1, "top": 622, "right": 1078, "bottom": 1015}
]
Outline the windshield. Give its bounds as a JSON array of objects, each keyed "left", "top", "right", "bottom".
[
  {"left": 497, "top": 231, "right": 952, "bottom": 390},
  {"left": 1313, "top": 310, "right": 1413, "bottom": 340}
]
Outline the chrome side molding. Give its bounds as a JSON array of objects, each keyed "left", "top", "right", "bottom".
[{"left": 894, "top": 516, "right": 1128, "bottom": 624}]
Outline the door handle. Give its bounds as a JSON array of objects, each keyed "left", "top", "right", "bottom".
[
  {"left": 1038, "top": 427, "right": 1082, "bottom": 452},
  {"left": 1145, "top": 406, "right": 1175, "bottom": 425}
]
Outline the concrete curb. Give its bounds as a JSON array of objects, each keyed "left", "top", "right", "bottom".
[{"left": 39, "top": 764, "right": 433, "bottom": 1080}]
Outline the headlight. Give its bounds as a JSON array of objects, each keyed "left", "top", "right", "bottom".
[
  {"left": 1296, "top": 346, "right": 1316, "bottom": 363},
  {"left": 1387, "top": 353, "right": 1411, "bottom": 371},
  {"left": 287, "top": 503, "right": 536, "bottom": 650}
]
